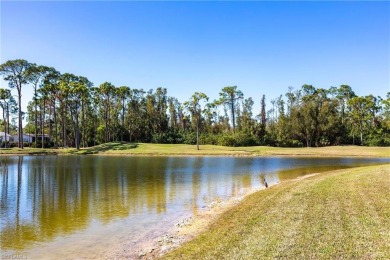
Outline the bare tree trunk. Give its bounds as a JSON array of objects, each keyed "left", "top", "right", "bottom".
[
  {"left": 231, "top": 101, "right": 235, "bottom": 132},
  {"left": 196, "top": 115, "right": 199, "bottom": 150},
  {"left": 6, "top": 104, "right": 9, "bottom": 148},
  {"left": 49, "top": 103, "right": 52, "bottom": 142},
  {"left": 18, "top": 89, "right": 23, "bottom": 149},
  {"left": 2, "top": 105, "right": 6, "bottom": 147},
  {"left": 108, "top": 98, "right": 111, "bottom": 142},
  {"left": 53, "top": 100, "right": 58, "bottom": 148},
  {"left": 41, "top": 99, "right": 45, "bottom": 148},
  {"left": 121, "top": 99, "right": 125, "bottom": 142},
  {"left": 94, "top": 119, "right": 97, "bottom": 146},
  {"left": 34, "top": 92, "right": 38, "bottom": 147},
  {"left": 62, "top": 106, "right": 67, "bottom": 148},
  {"left": 75, "top": 104, "right": 80, "bottom": 150},
  {"left": 81, "top": 102, "right": 85, "bottom": 148}
]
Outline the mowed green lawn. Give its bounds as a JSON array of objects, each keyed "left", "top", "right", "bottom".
[
  {"left": 102, "top": 143, "right": 389, "bottom": 157},
  {"left": 2, "top": 142, "right": 388, "bottom": 157},
  {"left": 163, "top": 164, "right": 390, "bottom": 259}
]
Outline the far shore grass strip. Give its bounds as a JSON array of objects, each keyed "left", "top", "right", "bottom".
[
  {"left": 163, "top": 164, "right": 390, "bottom": 259},
  {"left": 0, "top": 142, "right": 389, "bottom": 157}
]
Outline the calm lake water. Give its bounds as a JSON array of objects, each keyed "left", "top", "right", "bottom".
[{"left": 1, "top": 155, "right": 389, "bottom": 258}]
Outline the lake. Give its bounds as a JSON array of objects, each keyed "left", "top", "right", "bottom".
[{"left": 1, "top": 155, "right": 388, "bottom": 259}]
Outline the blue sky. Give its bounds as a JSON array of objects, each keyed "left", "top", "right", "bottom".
[{"left": 1, "top": 1, "right": 389, "bottom": 118}]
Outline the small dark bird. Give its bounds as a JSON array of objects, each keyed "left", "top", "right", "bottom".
[{"left": 264, "top": 179, "right": 268, "bottom": 188}]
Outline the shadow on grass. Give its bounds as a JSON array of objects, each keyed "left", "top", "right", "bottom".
[
  {"left": 0, "top": 148, "right": 60, "bottom": 155},
  {"left": 74, "top": 142, "right": 139, "bottom": 155}
]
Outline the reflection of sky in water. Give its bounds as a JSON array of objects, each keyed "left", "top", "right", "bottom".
[{"left": 0, "top": 155, "right": 389, "bottom": 256}]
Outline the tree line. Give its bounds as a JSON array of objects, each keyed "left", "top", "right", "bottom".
[{"left": 0, "top": 59, "right": 389, "bottom": 149}]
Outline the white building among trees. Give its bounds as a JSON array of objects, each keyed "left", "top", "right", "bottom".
[
  {"left": 12, "top": 133, "right": 34, "bottom": 143},
  {"left": 0, "top": 131, "right": 12, "bottom": 142}
]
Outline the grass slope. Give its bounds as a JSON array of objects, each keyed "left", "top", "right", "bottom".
[
  {"left": 163, "top": 164, "right": 390, "bottom": 259},
  {"left": 113, "top": 143, "right": 389, "bottom": 157},
  {"left": 0, "top": 147, "right": 74, "bottom": 155},
  {"left": 1, "top": 142, "right": 389, "bottom": 157}
]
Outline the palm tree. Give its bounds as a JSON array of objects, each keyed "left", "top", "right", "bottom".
[
  {"left": 0, "top": 88, "right": 17, "bottom": 147},
  {"left": 184, "top": 92, "right": 208, "bottom": 150},
  {"left": 0, "top": 59, "right": 33, "bottom": 148},
  {"left": 219, "top": 86, "right": 243, "bottom": 132},
  {"left": 68, "top": 77, "right": 91, "bottom": 149},
  {"left": 41, "top": 68, "right": 61, "bottom": 148},
  {"left": 116, "top": 86, "right": 131, "bottom": 141},
  {"left": 97, "top": 82, "right": 116, "bottom": 143}
]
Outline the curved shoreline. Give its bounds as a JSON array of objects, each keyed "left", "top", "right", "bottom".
[
  {"left": 161, "top": 164, "right": 390, "bottom": 259},
  {"left": 2, "top": 155, "right": 388, "bottom": 259},
  {"left": 1, "top": 154, "right": 388, "bottom": 159},
  {"left": 1, "top": 152, "right": 389, "bottom": 158},
  {"left": 133, "top": 173, "right": 321, "bottom": 259},
  {"left": 1, "top": 144, "right": 389, "bottom": 158}
]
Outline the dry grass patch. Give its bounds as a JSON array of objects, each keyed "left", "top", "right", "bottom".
[
  {"left": 0, "top": 147, "right": 75, "bottom": 155},
  {"left": 163, "top": 164, "right": 390, "bottom": 259},
  {"left": 1, "top": 143, "right": 388, "bottom": 157},
  {"left": 243, "top": 145, "right": 390, "bottom": 157},
  {"left": 100, "top": 143, "right": 389, "bottom": 157},
  {"left": 94, "top": 143, "right": 390, "bottom": 158}
]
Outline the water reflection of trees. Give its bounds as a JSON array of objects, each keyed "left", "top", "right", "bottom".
[
  {"left": 0, "top": 156, "right": 173, "bottom": 250},
  {"left": 0, "top": 156, "right": 288, "bottom": 251}
]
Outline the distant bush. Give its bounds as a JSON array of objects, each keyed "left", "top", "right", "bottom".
[
  {"left": 151, "top": 128, "right": 197, "bottom": 144},
  {"left": 262, "top": 133, "right": 277, "bottom": 146},
  {"left": 217, "top": 134, "right": 237, "bottom": 146},
  {"left": 182, "top": 131, "right": 196, "bottom": 145},
  {"left": 30, "top": 141, "right": 53, "bottom": 148},
  {"left": 151, "top": 131, "right": 261, "bottom": 147},
  {"left": 234, "top": 132, "right": 258, "bottom": 146},
  {"left": 151, "top": 131, "right": 179, "bottom": 144},
  {"left": 365, "top": 133, "right": 390, "bottom": 146},
  {"left": 207, "top": 132, "right": 260, "bottom": 147},
  {"left": 0, "top": 141, "right": 12, "bottom": 148},
  {"left": 277, "top": 139, "right": 304, "bottom": 147},
  {"left": 199, "top": 134, "right": 218, "bottom": 145}
]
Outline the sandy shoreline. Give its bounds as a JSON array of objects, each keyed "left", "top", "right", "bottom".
[
  {"left": 1, "top": 152, "right": 388, "bottom": 158},
  {"left": 128, "top": 172, "right": 321, "bottom": 260},
  {"left": 122, "top": 185, "right": 271, "bottom": 259},
  {"left": 2, "top": 152, "right": 388, "bottom": 259},
  {"left": 97, "top": 186, "right": 269, "bottom": 260}
]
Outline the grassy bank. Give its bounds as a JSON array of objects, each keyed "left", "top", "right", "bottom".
[
  {"left": 163, "top": 164, "right": 390, "bottom": 259},
  {"left": 1, "top": 142, "right": 388, "bottom": 157},
  {"left": 0, "top": 147, "right": 75, "bottom": 155}
]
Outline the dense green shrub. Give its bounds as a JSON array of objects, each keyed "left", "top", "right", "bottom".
[
  {"left": 182, "top": 131, "right": 196, "bottom": 145},
  {"left": 277, "top": 139, "right": 304, "bottom": 147},
  {"left": 152, "top": 129, "right": 180, "bottom": 144},
  {"left": 217, "top": 134, "right": 236, "bottom": 146},
  {"left": 234, "top": 132, "right": 258, "bottom": 146},
  {"left": 199, "top": 134, "right": 218, "bottom": 145},
  {"left": 30, "top": 141, "right": 53, "bottom": 148},
  {"left": 151, "top": 128, "right": 197, "bottom": 144},
  {"left": 205, "top": 132, "right": 260, "bottom": 147},
  {"left": 365, "top": 133, "right": 390, "bottom": 146}
]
